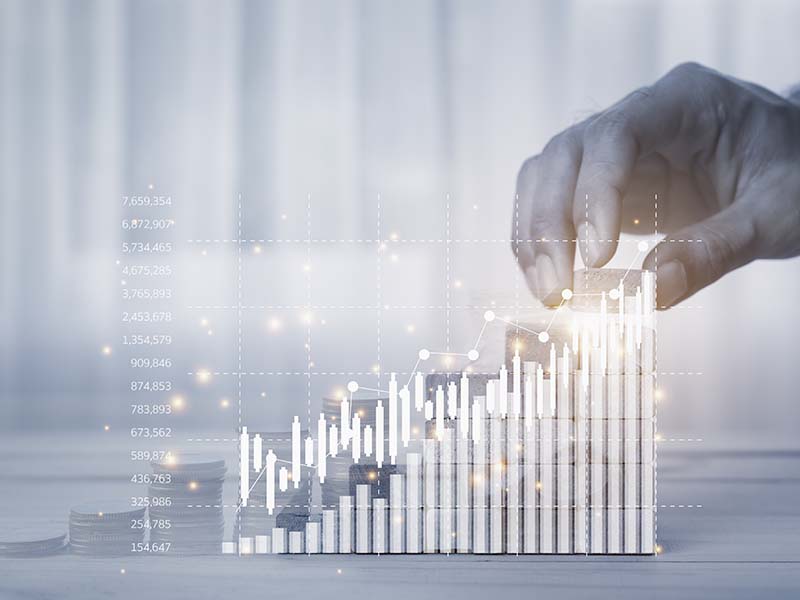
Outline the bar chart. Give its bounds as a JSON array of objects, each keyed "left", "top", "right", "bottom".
[{"left": 229, "top": 271, "right": 656, "bottom": 555}]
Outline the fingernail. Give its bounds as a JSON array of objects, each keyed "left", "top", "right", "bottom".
[
  {"left": 657, "top": 260, "right": 688, "bottom": 308},
  {"left": 535, "top": 254, "right": 559, "bottom": 305},
  {"left": 576, "top": 221, "right": 600, "bottom": 267}
]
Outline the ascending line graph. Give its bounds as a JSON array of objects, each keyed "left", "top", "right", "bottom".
[{"left": 230, "top": 268, "right": 657, "bottom": 555}]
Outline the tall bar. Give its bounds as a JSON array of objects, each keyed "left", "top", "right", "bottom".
[
  {"left": 390, "top": 473, "right": 405, "bottom": 553},
  {"left": 338, "top": 495, "right": 353, "bottom": 554},
  {"left": 607, "top": 319, "right": 622, "bottom": 553},
  {"left": 356, "top": 484, "right": 371, "bottom": 554},
  {"left": 423, "top": 438, "right": 438, "bottom": 553},
  {"left": 240, "top": 427, "right": 250, "bottom": 506},
  {"left": 624, "top": 298, "right": 639, "bottom": 553},
  {"left": 557, "top": 348, "right": 572, "bottom": 553},
  {"left": 590, "top": 346, "right": 606, "bottom": 554},
  {"left": 406, "top": 452, "right": 422, "bottom": 553},
  {"left": 540, "top": 384, "right": 554, "bottom": 553},
  {"left": 456, "top": 434, "right": 471, "bottom": 553},
  {"left": 489, "top": 411, "right": 504, "bottom": 553},
  {"left": 322, "top": 509, "right": 336, "bottom": 553},
  {"left": 305, "top": 521, "right": 320, "bottom": 554},
  {"left": 373, "top": 498, "right": 387, "bottom": 554},
  {"left": 523, "top": 363, "right": 538, "bottom": 554},
  {"left": 506, "top": 415, "right": 520, "bottom": 554},
  {"left": 271, "top": 527, "right": 286, "bottom": 554},
  {"left": 439, "top": 428, "right": 454, "bottom": 553},
  {"left": 472, "top": 395, "right": 488, "bottom": 554}
]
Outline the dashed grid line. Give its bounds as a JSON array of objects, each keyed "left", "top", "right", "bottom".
[
  {"left": 236, "top": 193, "right": 243, "bottom": 543},
  {"left": 186, "top": 238, "right": 705, "bottom": 244}
]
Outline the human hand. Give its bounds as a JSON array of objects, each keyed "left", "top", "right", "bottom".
[{"left": 515, "top": 62, "right": 800, "bottom": 308}]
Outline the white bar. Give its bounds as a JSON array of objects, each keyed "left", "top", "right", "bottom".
[
  {"left": 472, "top": 395, "right": 488, "bottom": 554},
  {"left": 356, "top": 484, "right": 371, "bottom": 554},
  {"left": 253, "top": 434, "right": 262, "bottom": 472},
  {"left": 486, "top": 380, "right": 496, "bottom": 415},
  {"left": 549, "top": 344, "right": 557, "bottom": 417},
  {"left": 318, "top": 413, "right": 327, "bottom": 483},
  {"left": 240, "top": 427, "right": 249, "bottom": 506},
  {"left": 499, "top": 364, "right": 508, "bottom": 418},
  {"left": 557, "top": 349, "right": 572, "bottom": 553},
  {"left": 406, "top": 453, "right": 422, "bottom": 553},
  {"left": 341, "top": 398, "right": 350, "bottom": 449},
  {"left": 373, "top": 498, "right": 387, "bottom": 554},
  {"left": 424, "top": 400, "right": 434, "bottom": 421},
  {"left": 440, "top": 428, "right": 453, "bottom": 554},
  {"left": 624, "top": 300, "right": 639, "bottom": 553},
  {"left": 414, "top": 372, "right": 424, "bottom": 411},
  {"left": 364, "top": 425, "right": 373, "bottom": 457},
  {"left": 507, "top": 416, "right": 520, "bottom": 554},
  {"left": 401, "top": 386, "right": 411, "bottom": 447},
  {"left": 265, "top": 449, "right": 277, "bottom": 515},
  {"left": 279, "top": 466, "right": 288, "bottom": 492},
  {"left": 305, "top": 435, "right": 314, "bottom": 467},
  {"left": 289, "top": 531, "right": 303, "bottom": 554},
  {"left": 590, "top": 347, "right": 606, "bottom": 554},
  {"left": 536, "top": 364, "right": 544, "bottom": 418},
  {"left": 607, "top": 320, "right": 622, "bottom": 553},
  {"left": 435, "top": 385, "right": 445, "bottom": 439},
  {"left": 338, "top": 496, "right": 353, "bottom": 554},
  {"left": 389, "top": 373, "right": 398, "bottom": 464},
  {"left": 423, "top": 438, "right": 438, "bottom": 553},
  {"left": 459, "top": 373, "right": 470, "bottom": 439},
  {"left": 523, "top": 417, "right": 537, "bottom": 553},
  {"left": 351, "top": 414, "right": 361, "bottom": 463},
  {"left": 524, "top": 371, "right": 534, "bottom": 430},
  {"left": 292, "top": 417, "right": 301, "bottom": 487},
  {"left": 512, "top": 351, "right": 521, "bottom": 417},
  {"left": 322, "top": 510, "right": 336, "bottom": 553},
  {"left": 447, "top": 381, "right": 458, "bottom": 420},
  {"left": 271, "top": 528, "right": 286, "bottom": 554},
  {"left": 305, "top": 522, "right": 320, "bottom": 554},
  {"left": 540, "top": 413, "right": 554, "bottom": 553},
  {"left": 221, "top": 541, "right": 237, "bottom": 555},
  {"left": 490, "top": 411, "right": 504, "bottom": 553},
  {"left": 239, "top": 536, "right": 253, "bottom": 555},
  {"left": 329, "top": 424, "right": 339, "bottom": 457},
  {"left": 255, "top": 535, "right": 269, "bottom": 555},
  {"left": 457, "top": 436, "right": 471, "bottom": 553},
  {"left": 376, "top": 400, "right": 385, "bottom": 468},
  {"left": 575, "top": 367, "right": 587, "bottom": 554},
  {"left": 390, "top": 473, "right": 405, "bottom": 553}
]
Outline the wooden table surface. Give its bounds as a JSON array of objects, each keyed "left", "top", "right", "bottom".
[{"left": 0, "top": 432, "right": 798, "bottom": 600}]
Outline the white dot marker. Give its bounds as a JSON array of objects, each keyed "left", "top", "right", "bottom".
[
  {"left": 538, "top": 331, "right": 550, "bottom": 343},
  {"left": 609, "top": 288, "right": 620, "bottom": 300},
  {"left": 483, "top": 310, "right": 495, "bottom": 322},
  {"left": 637, "top": 240, "right": 649, "bottom": 252},
  {"left": 418, "top": 349, "right": 431, "bottom": 361},
  {"left": 561, "top": 288, "right": 573, "bottom": 300},
  {"left": 467, "top": 349, "right": 479, "bottom": 361},
  {"left": 347, "top": 381, "right": 359, "bottom": 393}
]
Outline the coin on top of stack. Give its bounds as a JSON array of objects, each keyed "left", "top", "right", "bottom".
[
  {"left": 0, "top": 521, "right": 67, "bottom": 557},
  {"left": 69, "top": 501, "right": 145, "bottom": 556}
]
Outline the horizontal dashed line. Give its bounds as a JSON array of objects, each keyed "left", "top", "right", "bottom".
[
  {"left": 186, "top": 305, "right": 703, "bottom": 310},
  {"left": 187, "top": 371, "right": 701, "bottom": 377},
  {"left": 185, "top": 437, "right": 701, "bottom": 443},
  {"left": 186, "top": 239, "right": 705, "bottom": 244},
  {"left": 186, "top": 504, "right": 702, "bottom": 509}
]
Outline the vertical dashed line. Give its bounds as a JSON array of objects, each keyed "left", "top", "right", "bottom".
[
  {"left": 653, "top": 192, "right": 659, "bottom": 554},
  {"left": 583, "top": 192, "right": 589, "bottom": 555},
  {"left": 306, "top": 193, "right": 312, "bottom": 514},
  {"left": 376, "top": 193, "right": 381, "bottom": 498},
  {"left": 237, "top": 192, "right": 243, "bottom": 543},
  {"left": 445, "top": 194, "right": 451, "bottom": 356}
]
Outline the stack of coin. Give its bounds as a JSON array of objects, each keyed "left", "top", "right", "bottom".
[
  {"left": 148, "top": 454, "right": 226, "bottom": 555},
  {"left": 68, "top": 502, "right": 145, "bottom": 556},
  {"left": 0, "top": 522, "right": 67, "bottom": 557}
]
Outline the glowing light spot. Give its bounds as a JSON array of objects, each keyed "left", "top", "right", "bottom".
[
  {"left": 561, "top": 288, "right": 573, "bottom": 300},
  {"left": 171, "top": 395, "right": 185, "bottom": 410},
  {"left": 454, "top": 280, "right": 462, "bottom": 288},
  {"left": 389, "top": 232, "right": 398, "bottom": 241},
  {"left": 196, "top": 370, "right": 211, "bottom": 384},
  {"left": 368, "top": 471, "right": 377, "bottom": 480},
  {"left": 120, "top": 568, "right": 126, "bottom": 574},
  {"left": 536, "top": 481, "right": 542, "bottom": 490},
  {"left": 406, "top": 324, "right": 416, "bottom": 333},
  {"left": 188, "top": 481, "right": 198, "bottom": 491},
  {"left": 207, "top": 330, "right": 214, "bottom": 336},
  {"left": 473, "top": 204, "right": 478, "bottom": 210},
  {"left": 220, "top": 398, "right": 230, "bottom": 409},
  {"left": 371, "top": 364, "right": 380, "bottom": 374},
  {"left": 336, "top": 569, "right": 342, "bottom": 575},
  {"left": 268, "top": 317, "right": 281, "bottom": 331},
  {"left": 303, "top": 263, "right": 311, "bottom": 273},
  {"left": 103, "top": 425, "right": 110, "bottom": 432},
  {"left": 260, "top": 392, "right": 267, "bottom": 398},
  {"left": 101, "top": 345, "right": 112, "bottom": 356},
  {"left": 655, "top": 545, "right": 663, "bottom": 555},
  {"left": 200, "top": 318, "right": 209, "bottom": 327},
  {"left": 633, "top": 218, "right": 640, "bottom": 225},
  {"left": 201, "top": 249, "right": 208, "bottom": 256},
  {"left": 253, "top": 245, "right": 262, "bottom": 254},
  {"left": 390, "top": 253, "right": 399, "bottom": 262}
]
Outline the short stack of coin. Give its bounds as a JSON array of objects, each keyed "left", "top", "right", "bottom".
[
  {"left": 0, "top": 522, "right": 67, "bottom": 557},
  {"left": 68, "top": 502, "right": 145, "bottom": 556},
  {"left": 148, "top": 454, "right": 226, "bottom": 555}
]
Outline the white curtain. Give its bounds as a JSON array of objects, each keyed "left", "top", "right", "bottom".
[{"left": 1, "top": 0, "right": 799, "bottom": 437}]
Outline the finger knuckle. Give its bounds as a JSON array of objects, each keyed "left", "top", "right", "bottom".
[{"left": 516, "top": 155, "right": 540, "bottom": 190}]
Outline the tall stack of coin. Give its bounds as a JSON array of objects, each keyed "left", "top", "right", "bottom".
[
  {"left": 148, "top": 454, "right": 226, "bottom": 555},
  {"left": 68, "top": 502, "right": 145, "bottom": 555}
]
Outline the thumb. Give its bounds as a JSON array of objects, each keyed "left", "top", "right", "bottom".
[{"left": 642, "top": 203, "right": 758, "bottom": 309}]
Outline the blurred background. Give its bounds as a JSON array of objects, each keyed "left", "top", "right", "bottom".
[{"left": 1, "top": 0, "right": 799, "bottom": 441}]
